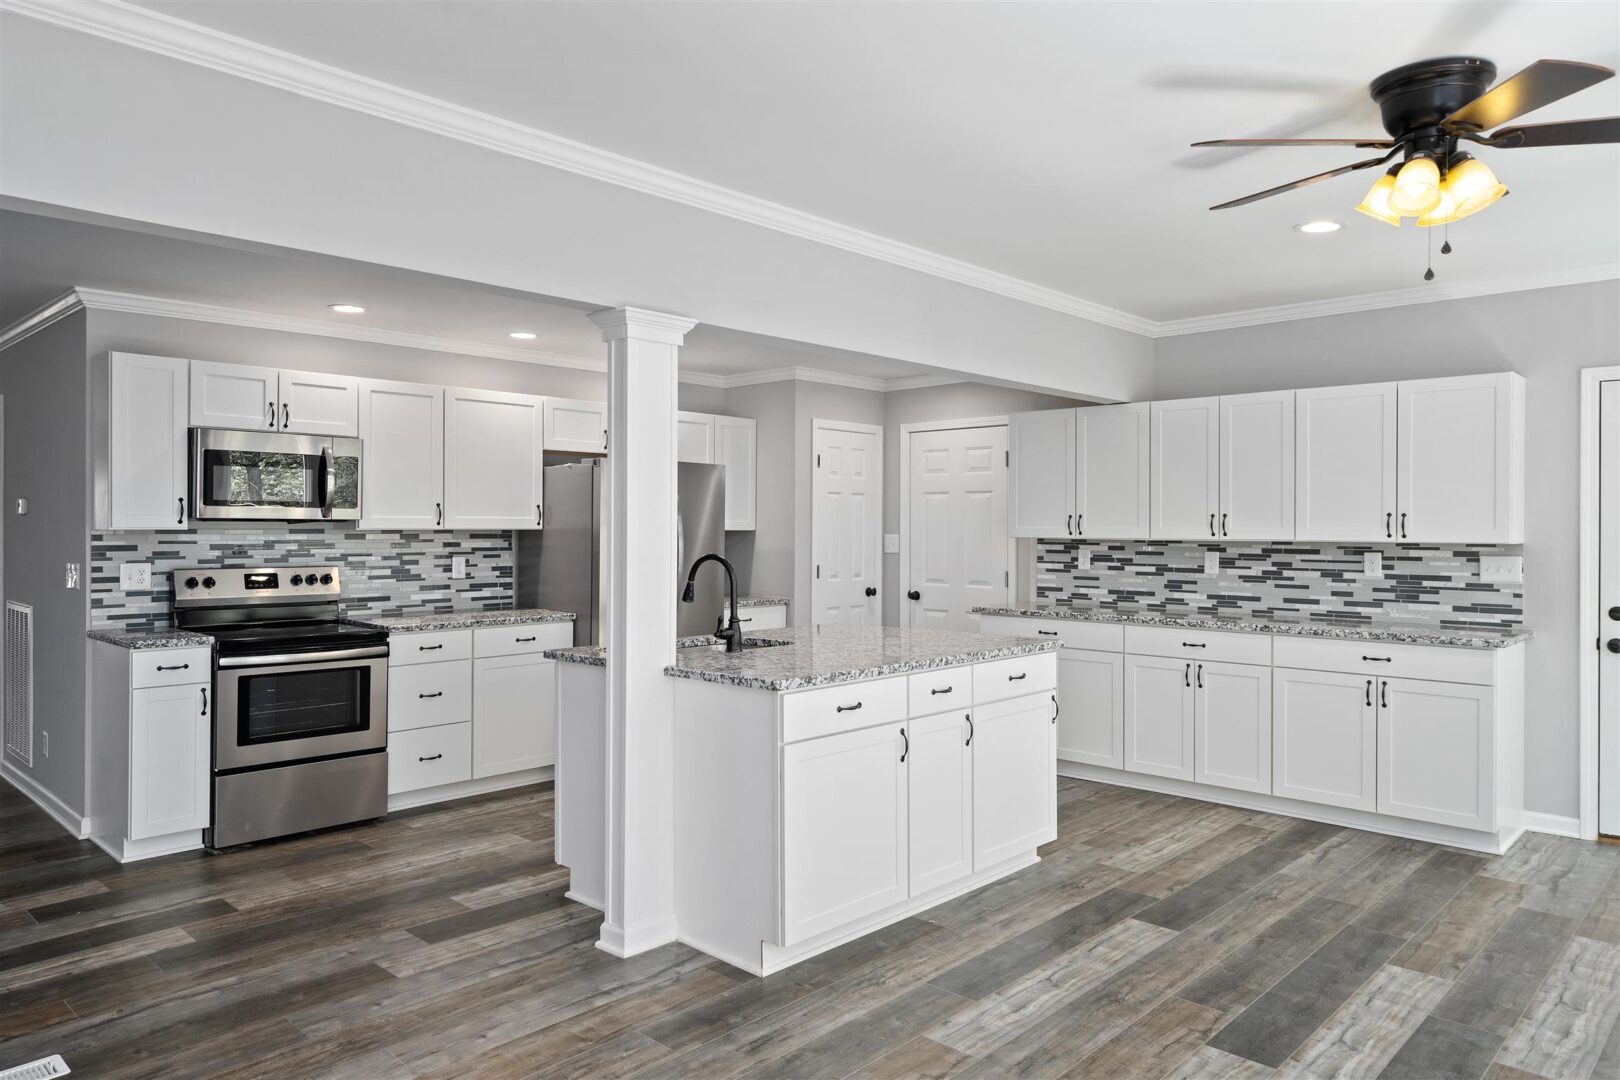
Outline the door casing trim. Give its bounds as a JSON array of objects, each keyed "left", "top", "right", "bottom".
[{"left": 1580, "top": 365, "right": 1620, "bottom": 840}]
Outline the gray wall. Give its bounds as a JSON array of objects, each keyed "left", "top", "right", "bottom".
[
  {"left": 0, "top": 311, "right": 90, "bottom": 814},
  {"left": 1153, "top": 280, "right": 1620, "bottom": 822},
  {"left": 719, "top": 381, "right": 796, "bottom": 606}
]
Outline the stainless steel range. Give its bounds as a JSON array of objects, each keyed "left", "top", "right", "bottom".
[{"left": 173, "top": 565, "right": 389, "bottom": 848}]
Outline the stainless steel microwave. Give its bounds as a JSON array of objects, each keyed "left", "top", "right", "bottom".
[{"left": 190, "top": 428, "right": 362, "bottom": 521}]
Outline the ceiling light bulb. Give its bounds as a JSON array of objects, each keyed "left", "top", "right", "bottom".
[
  {"left": 1294, "top": 220, "right": 1342, "bottom": 234},
  {"left": 1354, "top": 169, "right": 1402, "bottom": 227},
  {"left": 328, "top": 303, "right": 366, "bottom": 314},
  {"left": 1415, "top": 184, "right": 1458, "bottom": 228},
  {"left": 508, "top": 331, "right": 537, "bottom": 340},
  {"left": 1444, "top": 154, "right": 1508, "bottom": 220},
  {"left": 1388, "top": 156, "right": 1442, "bottom": 216}
]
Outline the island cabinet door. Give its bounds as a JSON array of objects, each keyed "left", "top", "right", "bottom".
[
  {"left": 1057, "top": 647, "right": 1124, "bottom": 768},
  {"left": 972, "top": 693, "right": 1057, "bottom": 869},
  {"left": 908, "top": 711, "right": 974, "bottom": 895},
  {"left": 1272, "top": 667, "right": 1376, "bottom": 811},
  {"left": 1124, "top": 654, "right": 1195, "bottom": 781},
  {"left": 1377, "top": 676, "right": 1494, "bottom": 831},
  {"left": 781, "top": 723, "right": 909, "bottom": 945}
]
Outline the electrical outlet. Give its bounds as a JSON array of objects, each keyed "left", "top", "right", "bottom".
[
  {"left": 120, "top": 563, "right": 152, "bottom": 590},
  {"left": 1204, "top": 551, "right": 1220, "bottom": 575},
  {"left": 883, "top": 533, "right": 900, "bottom": 555},
  {"left": 1363, "top": 551, "right": 1383, "bottom": 578},
  {"left": 451, "top": 556, "right": 468, "bottom": 580},
  {"left": 64, "top": 562, "right": 80, "bottom": 589},
  {"left": 1075, "top": 549, "right": 1092, "bottom": 571},
  {"left": 1479, "top": 555, "right": 1523, "bottom": 583}
]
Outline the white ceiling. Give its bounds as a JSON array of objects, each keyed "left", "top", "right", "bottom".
[{"left": 131, "top": 0, "right": 1620, "bottom": 322}]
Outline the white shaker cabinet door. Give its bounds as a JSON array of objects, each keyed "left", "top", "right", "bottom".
[
  {"left": 972, "top": 692, "right": 1057, "bottom": 868},
  {"left": 781, "top": 722, "right": 909, "bottom": 944},
  {"left": 715, "top": 415, "right": 757, "bottom": 531},
  {"left": 1219, "top": 390, "right": 1294, "bottom": 541},
  {"left": 1272, "top": 667, "right": 1377, "bottom": 811},
  {"left": 279, "top": 370, "right": 359, "bottom": 436},
  {"left": 473, "top": 654, "right": 556, "bottom": 777},
  {"left": 542, "top": 397, "right": 609, "bottom": 455},
  {"left": 107, "top": 352, "right": 190, "bottom": 530},
  {"left": 1295, "top": 382, "right": 1398, "bottom": 543},
  {"left": 1194, "top": 660, "right": 1272, "bottom": 795},
  {"left": 358, "top": 379, "right": 445, "bottom": 530},
  {"left": 444, "top": 388, "right": 545, "bottom": 529},
  {"left": 190, "top": 360, "right": 277, "bottom": 431},
  {"left": 1150, "top": 398, "right": 1220, "bottom": 540},
  {"left": 1377, "top": 676, "right": 1494, "bottom": 831},
  {"left": 1056, "top": 647, "right": 1124, "bottom": 769},
  {"left": 907, "top": 710, "right": 974, "bottom": 895},
  {"left": 129, "top": 683, "right": 211, "bottom": 840},
  {"left": 1078, "top": 402, "right": 1150, "bottom": 539},
  {"left": 1007, "top": 409, "right": 1076, "bottom": 539},
  {"left": 1124, "top": 654, "right": 1196, "bottom": 781},
  {"left": 676, "top": 411, "right": 716, "bottom": 463},
  {"left": 1397, "top": 373, "right": 1524, "bottom": 543}
]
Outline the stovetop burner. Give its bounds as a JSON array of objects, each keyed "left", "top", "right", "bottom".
[
  {"left": 171, "top": 565, "right": 387, "bottom": 657},
  {"left": 206, "top": 618, "right": 388, "bottom": 658}
]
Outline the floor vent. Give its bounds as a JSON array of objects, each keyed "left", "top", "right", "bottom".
[
  {"left": 5, "top": 601, "right": 34, "bottom": 766},
  {"left": 0, "top": 1055, "right": 70, "bottom": 1080}
]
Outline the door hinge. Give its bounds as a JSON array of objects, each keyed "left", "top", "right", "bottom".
[
  {"left": 1004, "top": 450, "right": 1010, "bottom": 467},
  {"left": 1005, "top": 570, "right": 1009, "bottom": 586},
  {"left": 816, "top": 453, "right": 821, "bottom": 467},
  {"left": 816, "top": 564, "right": 820, "bottom": 579}
]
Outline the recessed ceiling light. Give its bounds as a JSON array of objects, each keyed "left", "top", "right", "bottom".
[
  {"left": 1293, "top": 220, "right": 1342, "bottom": 234},
  {"left": 508, "top": 331, "right": 537, "bottom": 340},
  {"left": 328, "top": 303, "right": 366, "bottom": 314}
]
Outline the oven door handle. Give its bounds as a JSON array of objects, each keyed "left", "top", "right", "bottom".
[
  {"left": 217, "top": 645, "right": 390, "bottom": 668},
  {"left": 320, "top": 445, "right": 335, "bottom": 519}
]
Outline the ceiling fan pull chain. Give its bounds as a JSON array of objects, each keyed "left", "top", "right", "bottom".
[
  {"left": 1441, "top": 221, "right": 1453, "bottom": 256},
  {"left": 1423, "top": 227, "right": 1435, "bottom": 282}
]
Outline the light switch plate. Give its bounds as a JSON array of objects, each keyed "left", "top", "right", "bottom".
[
  {"left": 883, "top": 533, "right": 900, "bottom": 555},
  {"left": 1075, "top": 549, "right": 1092, "bottom": 571},
  {"left": 120, "top": 563, "right": 152, "bottom": 590},
  {"left": 1363, "top": 551, "right": 1383, "bottom": 578},
  {"left": 1204, "top": 551, "right": 1220, "bottom": 575},
  {"left": 1479, "top": 555, "right": 1523, "bottom": 583},
  {"left": 451, "top": 556, "right": 468, "bottom": 580}
]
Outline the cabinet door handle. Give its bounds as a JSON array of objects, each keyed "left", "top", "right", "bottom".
[
  {"left": 537, "top": 505, "right": 543, "bottom": 526},
  {"left": 435, "top": 502, "right": 443, "bottom": 527},
  {"left": 1365, "top": 679, "right": 1373, "bottom": 707},
  {"left": 201, "top": 687, "right": 208, "bottom": 715},
  {"left": 1076, "top": 513, "right": 1083, "bottom": 536},
  {"left": 1362, "top": 655, "right": 1392, "bottom": 663},
  {"left": 1196, "top": 663, "right": 1203, "bottom": 688},
  {"left": 157, "top": 663, "right": 190, "bottom": 671},
  {"left": 1385, "top": 512, "right": 1393, "bottom": 538},
  {"left": 1185, "top": 662, "right": 1191, "bottom": 687},
  {"left": 177, "top": 497, "right": 185, "bottom": 525},
  {"left": 418, "top": 691, "right": 443, "bottom": 699},
  {"left": 1399, "top": 512, "right": 1407, "bottom": 539},
  {"left": 603, "top": 428, "right": 608, "bottom": 451},
  {"left": 419, "top": 753, "right": 443, "bottom": 762},
  {"left": 419, "top": 644, "right": 444, "bottom": 651},
  {"left": 1380, "top": 680, "right": 1388, "bottom": 709},
  {"left": 965, "top": 713, "right": 973, "bottom": 746},
  {"left": 1051, "top": 692, "right": 1058, "bottom": 724},
  {"left": 1037, "top": 630, "right": 1058, "bottom": 636},
  {"left": 1066, "top": 513, "right": 1073, "bottom": 536},
  {"left": 1209, "top": 513, "right": 1216, "bottom": 537},
  {"left": 899, "top": 727, "right": 908, "bottom": 762},
  {"left": 931, "top": 686, "right": 953, "bottom": 695},
  {"left": 1008, "top": 673, "right": 1027, "bottom": 681},
  {"left": 515, "top": 636, "right": 537, "bottom": 643},
  {"left": 267, "top": 402, "right": 275, "bottom": 428},
  {"left": 282, "top": 403, "right": 290, "bottom": 429},
  {"left": 1181, "top": 642, "right": 1207, "bottom": 649},
  {"left": 1220, "top": 513, "right": 1228, "bottom": 536},
  {"left": 836, "top": 702, "right": 863, "bottom": 713}
]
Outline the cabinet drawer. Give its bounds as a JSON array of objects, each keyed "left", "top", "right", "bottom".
[
  {"left": 909, "top": 666, "right": 971, "bottom": 714},
  {"left": 1124, "top": 625, "right": 1271, "bottom": 666},
  {"left": 388, "top": 723, "right": 472, "bottom": 793},
  {"left": 973, "top": 652, "right": 1058, "bottom": 705},
  {"left": 782, "top": 676, "right": 907, "bottom": 743},
  {"left": 474, "top": 622, "right": 573, "bottom": 658},
  {"left": 388, "top": 660, "right": 472, "bottom": 732},
  {"left": 389, "top": 629, "right": 472, "bottom": 666},
  {"left": 1272, "top": 636, "right": 1495, "bottom": 685},
  {"left": 131, "top": 647, "right": 213, "bottom": 689},
  {"left": 980, "top": 616, "right": 1124, "bottom": 652}
]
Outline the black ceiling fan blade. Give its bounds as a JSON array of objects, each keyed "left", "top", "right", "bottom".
[
  {"left": 1209, "top": 150, "right": 1400, "bottom": 210},
  {"left": 1192, "top": 138, "right": 1396, "bottom": 148},
  {"left": 1444, "top": 59, "right": 1615, "bottom": 132},
  {"left": 1483, "top": 116, "right": 1620, "bottom": 147}
]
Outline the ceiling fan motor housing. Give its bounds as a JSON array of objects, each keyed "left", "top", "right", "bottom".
[{"left": 1370, "top": 56, "right": 1498, "bottom": 138}]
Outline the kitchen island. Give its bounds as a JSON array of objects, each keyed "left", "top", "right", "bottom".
[{"left": 547, "top": 624, "right": 1059, "bottom": 974}]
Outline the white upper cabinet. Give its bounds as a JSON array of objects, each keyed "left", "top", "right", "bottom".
[
  {"left": 107, "top": 352, "right": 190, "bottom": 530},
  {"left": 715, "top": 415, "right": 757, "bottom": 531},
  {"left": 278, "top": 370, "right": 359, "bottom": 437},
  {"left": 1219, "top": 391, "right": 1294, "bottom": 541},
  {"left": 1295, "top": 383, "right": 1398, "bottom": 542},
  {"left": 543, "top": 397, "right": 609, "bottom": 455},
  {"left": 1008, "top": 408, "right": 1076, "bottom": 538},
  {"left": 676, "top": 411, "right": 716, "bottom": 463},
  {"left": 1150, "top": 397, "right": 1220, "bottom": 540},
  {"left": 444, "top": 388, "right": 545, "bottom": 529},
  {"left": 190, "top": 360, "right": 277, "bottom": 431},
  {"left": 1397, "top": 373, "right": 1525, "bottom": 543},
  {"left": 358, "top": 379, "right": 445, "bottom": 530},
  {"left": 1078, "top": 403, "right": 1150, "bottom": 539}
]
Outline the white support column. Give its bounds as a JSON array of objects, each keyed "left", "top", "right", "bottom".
[{"left": 589, "top": 306, "right": 697, "bottom": 957}]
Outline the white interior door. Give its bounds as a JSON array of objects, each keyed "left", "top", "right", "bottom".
[
  {"left": 1599, "top": 378, "right": 1620, "bottom": 836},
  {"left": 811, "top": 420, "right": 882, "bottom": 626},
  {"left": 906, "top": 425, "right": 1009, "bottom": 631}
]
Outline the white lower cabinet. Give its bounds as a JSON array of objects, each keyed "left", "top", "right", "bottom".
[
  {"left": 1124, "top": 654, "right": 1196, "bottom": 780},
  {"left": 130, "top": 683, "right": 211, "bottom": 841},
  {"left": 1378, "top": 677, "right": 1494, "bottom": 831},
  {"left": 474, "top": 653, "right": 557, "bottom": 777},
  {"left": 1272, "top": 667, "right": 1377, "bottom": 811},
  {"left": 1057, "top": 647, "right": 1124, "bottom": 768},
  {"left": 390, "top": 723, "right": 473, "bottom": 793},
  {"left": 907, "top": 711, "right": 974, "bottom": 895},
  {"left": 1194, "top": 660, "right": 1271, "bottom": 794},
  {"left": 972, "top": 692, "right": 1058, "bottom": 867}
]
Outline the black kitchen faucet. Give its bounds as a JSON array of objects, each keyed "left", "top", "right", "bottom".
[{"left": 682, "top": 553, "right": 745, "bottom": 652}]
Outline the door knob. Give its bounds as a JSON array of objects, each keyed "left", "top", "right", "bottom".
[
  {"left": 865, "top": 586, "right": 877, "bottom": 597},
  {"left": 907, "top": 590, "right": 921, "bottom": 601},
  {"left": 1608, "top": 639, "right": 1620, "bottom": 654},
  {"left": 1609, "top": 606, "right": 1620, "bottom": 621}
]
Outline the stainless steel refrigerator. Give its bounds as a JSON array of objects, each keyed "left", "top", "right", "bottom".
[{"left": 517, "top": 460, "right": 727, "bottom": 645}]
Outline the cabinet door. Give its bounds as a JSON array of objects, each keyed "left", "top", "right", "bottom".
[
  {"left": 1272, "top": 668, "right": 1376, "bottom": 811},
  {"left": 129, "top": 683, "right": 210, "bottom": 840},
  {"left": 543, "top": 397, "right": 609, "bottom": 454},
  {"left": 1397, "top": 373, "right": 1522, "bottom": 543},
  {"left": 1195, "top": 660, "right": 1272, "bottom": 794},
  {"left": 473, "top": 654, "right": 556, "bottom": 777},
  {"left": 1078, "top": 402, "right": 1149, "bottom": 539},
  {"left": 908, "top": 711, "right": 974, "bottom": 895},
  {"left": 279, "top": 370, "right": 359, "bottom": 436},
  {"left": 972, "top": 692, "right": 1057, "bottom": 867},
  {"left": 782, "top": 723, "right": 909, "bottom": 944},
  {"left": 108, "top": 352, "right": 189, "bottom": 530},
  {"left": 358, "top": 379, "right": 444, "bottom": 530},
  {"left": 1008, "top": 409, "right": 1076, "bottom": 538},
  {"left": 1057, "top": 647, "right": 1124, "bottom": 768},
  {"left": 1219, "top": 391, "right": 1294, "bottom": 540},
  {"left": 1295, "top": 382, "right": 1397, "bottom": 542},
  {"left": 1150, "top": 398, "right": 1220, "bottom": 540},
  {"left": 1377, "top": 677, "right": 1494, "bottom": 831},
  {"left": 1124, "top": 654, "right": 1196, "bottom": 780},
  {"left": 715, "top": 415, "right": 757, "bottom": 531},
  {"left": 444, "top": 388, "right": 544, "bottom": 529},
  {"left": 190, "top": 360, "right": 277, "bottom": 431},
  {"left": 676, "top": 412, "right": 715, "bottom": 463}
]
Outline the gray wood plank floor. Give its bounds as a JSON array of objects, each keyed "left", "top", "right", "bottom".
[{"left": 3, "top": 776, "right": 1617, "bottom": 1079}]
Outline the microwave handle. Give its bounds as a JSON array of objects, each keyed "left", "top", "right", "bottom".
[{"left": 320, "top": 445, "right": 335, "bottom": 518}]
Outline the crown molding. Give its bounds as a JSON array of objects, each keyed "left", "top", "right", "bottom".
[
  {"left": 0, "top": 290, "right": 85, "bottom": 350},
  {"left": 697, "top": 365, "right": 962, "bottom": 393},
  {"left": 1154, "top": 263, "right": 1620, "bottom": 338},
  {"left": 0, "top": 0, "right": 1158, "bottom": 340}
]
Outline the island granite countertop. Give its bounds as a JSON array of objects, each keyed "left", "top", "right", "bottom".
[
  {"left": 88, "top": 628, "right": 214, "bottom": 650},
  {"left": 345, "top": 608, "right": 575, "bottom": 633},
  {"left": 973, "top": 602, "right": 1531, "bottom": 650},
  {"left": 547, "top": 624, "right": 1057, "bottom": 691}
]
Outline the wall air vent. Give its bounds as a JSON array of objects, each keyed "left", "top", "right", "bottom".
[{"left": 5, "top": 601, "right": 34, "bottom": 766}]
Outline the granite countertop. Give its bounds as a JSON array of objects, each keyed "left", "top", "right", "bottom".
[
  {"left": 737, "top": 595, "right": 790, "bottom": 609},
  {"left": 548, "top": 625, "right": 1058, "bottom": 691},
  {"left": 346, "top": 608, "right": 576, "bottom": 633},
  {"left": 88, "top": 628, "right": 214, "bottom": 650},
  {"left": 973, "top": 602, "right": 1532, "bottom": 650}
]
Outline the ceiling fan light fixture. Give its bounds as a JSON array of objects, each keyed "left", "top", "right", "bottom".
[
  {"left": 1354, "top": 169, "right": 1403, "bottom": 226},
  {"left": 1388, "top": 155, "right": 1443, "bottom": 216},
  {"left": 1445, "top": 154, "right": 1509, "bottom": 219},
  {"left": 1415, "top": 185, "right": 1458, "bottom": 227}
]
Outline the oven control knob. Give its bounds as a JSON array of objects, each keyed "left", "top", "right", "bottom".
[
  {"left": 319, "top": 573, "right": 334, "bottom": 586},
  {"left": 290, "top": 574, "right": 303, "bottom": 586},
  {"left": 184, "top": 577, "right": 199, "bottom": 591},
  {"left": 202, "top": 576, "right": 216, "bottom": 590}
]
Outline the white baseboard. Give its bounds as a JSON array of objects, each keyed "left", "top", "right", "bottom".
[
  {"left": 1522, "top": 811, "right": 1584, "bottom": 839},
  {"left": 1, "top": 760, "right": 89, "bottom": 839},
  {"left": 386, "top": 765, "right": 552, "bottom": 812}
]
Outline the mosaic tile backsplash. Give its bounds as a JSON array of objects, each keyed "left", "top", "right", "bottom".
[
  {"left": 1033, "top": 540, "right": 1523, "bottom": 631},
  {"left": 91, "top": 526, "right": 514, "bottom": 631}
]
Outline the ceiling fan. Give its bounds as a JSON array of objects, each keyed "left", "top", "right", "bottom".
[{"left": 1191, "top": 56, "right": 1618, "bottom": 229}]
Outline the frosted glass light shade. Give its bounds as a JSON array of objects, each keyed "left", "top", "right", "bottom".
[
  {"left": 1354, "top": 172, "right": 1402, "bottom": 226},
  {"left": 1389, "top": 156, "right": 1443, "bottom": 216},
  {"left": 1447, "top": 155, "right": 1509, "bottom": 219}
]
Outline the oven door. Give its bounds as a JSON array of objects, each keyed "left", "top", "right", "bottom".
[
  {"left": 214, "top": 646, "right": 388, "bottom": 771},
  {"left": 190, "top": 428, "right": 362, "bottom": 521}
]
